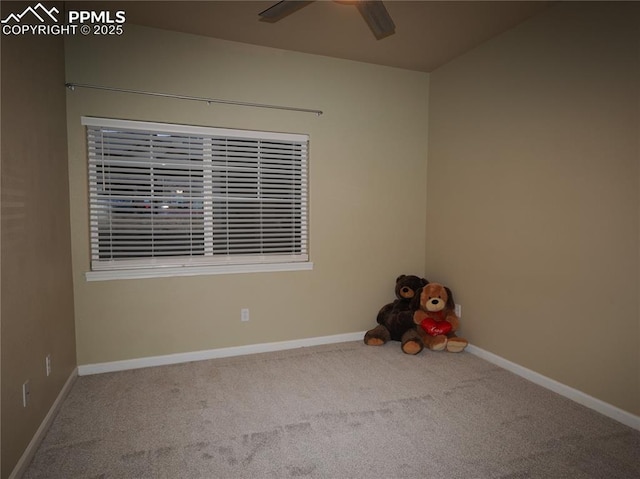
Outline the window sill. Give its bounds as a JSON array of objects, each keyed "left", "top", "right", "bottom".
[{"left": 85, "top": 261, "right": 314, "bottom": 282}]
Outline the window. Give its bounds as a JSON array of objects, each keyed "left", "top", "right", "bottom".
[{"left": 83, "top": 117, "right": 310, "bottom": 280}]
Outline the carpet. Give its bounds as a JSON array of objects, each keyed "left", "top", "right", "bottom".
[{"left": 22, "top": 341, "right": 640, "bottom": 478}]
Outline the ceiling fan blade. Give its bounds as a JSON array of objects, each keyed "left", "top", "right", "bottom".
[
  {"left": 355, "top": 1, "right": 395, "bottom": 40},
  {"left": 259, "top": 1, "right": 315, "bottom": 23}
]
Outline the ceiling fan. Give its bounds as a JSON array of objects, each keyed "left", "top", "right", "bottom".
[{"left": 259, "top": 1, "right": 396, "bottom": 40}]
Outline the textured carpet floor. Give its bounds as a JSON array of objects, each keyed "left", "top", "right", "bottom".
[{"left": 23, "top": 341, "right": 640, "bottom": 478}]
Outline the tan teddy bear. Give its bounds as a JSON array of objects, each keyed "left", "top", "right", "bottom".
[{"left": 412, "top": 283, "right": 468, "bottom": 353}]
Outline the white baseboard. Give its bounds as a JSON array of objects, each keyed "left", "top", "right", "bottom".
[
  {"left": 467, "top": 344, "right": 640, "bottom": 432},
  {"left": 9, "top": 368, "right": 78, "bottom": 479},
  {"left": 78, "top": 331, "right": 367, "bottom": 376}
]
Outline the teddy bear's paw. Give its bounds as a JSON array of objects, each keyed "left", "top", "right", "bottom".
[
  {"left": 446, "top": 338, "right": 468, "bottom": 353},
  {"left": 365, "top": 337, "right": 386, "bottom": 346},
  {"left": 401, "top": 340, "right": 423, "bottom": 355},
  {"left": 412, "top": 310, "right": 428, "bottom": 325},
  {"left": 428, "top": 335, "right": 448, "bottom": 351},
  {"left": 364, "top": 325, "right": 390, "bottom": 346}
]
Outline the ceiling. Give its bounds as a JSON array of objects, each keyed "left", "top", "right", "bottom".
[{"left": 79, "top": 1, "right": 555, "bottom": 72}]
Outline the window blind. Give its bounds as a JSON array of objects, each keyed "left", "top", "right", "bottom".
[{"left": 84, "top": 117, "right": 308, "bottom": 272}]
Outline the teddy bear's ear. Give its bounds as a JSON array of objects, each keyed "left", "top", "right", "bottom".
[
  {"left": 444, "top": 286, "right": 455, "bottom": 310},
  {"left": 396, "top": 274, "right": 407, "bottom": 283},
  {"left": 420, "top": 278, "right": 428, "bottom": 287}
]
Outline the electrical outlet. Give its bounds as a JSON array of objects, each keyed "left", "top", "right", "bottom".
[
  {"left": 241, "top": 308, "right": 250, "bottom": 322},
  {"left": 22, "top": 380, "right": 30, "bottom": 407},
  {"left": 455, "top": 304, "right": 462, "bottom": 318},
  {"left": 46, "top": 354, "right": 52, "bottom": 377}
]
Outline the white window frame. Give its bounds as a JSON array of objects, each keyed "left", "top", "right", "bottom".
[{"left": 83, "top": 117, "right": 311, "bottom": 281}]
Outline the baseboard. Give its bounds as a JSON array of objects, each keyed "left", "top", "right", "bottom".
[
  {"left": 9, "top": 367, "right": 78, "bottom": 479},
  {"left": 78, "top": 331, "right": 367, "bottom": 376},
  {"left": 467, "top": 344, "right": 640, "bottom": 432}
]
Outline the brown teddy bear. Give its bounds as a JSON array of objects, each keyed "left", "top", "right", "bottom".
[
  {"left": 412, "top": 282, "right": 468, "bottom": 353},
  {"left": 364, "top": 274, "right": 429, "bottom": 355}
]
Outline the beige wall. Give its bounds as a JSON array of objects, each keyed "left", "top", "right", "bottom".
[
  {"left": 0, "top": 7, "right": 77, "bottom": 478},
  {"left": 65, "top": 25, "right": 429, "bottom": 365},
  {"left": 427, "top": 2, "right": 640, "bottom": 415}
]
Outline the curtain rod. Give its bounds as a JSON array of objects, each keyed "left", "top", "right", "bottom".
[{"left": 65, "top": 82, "right": 323, "bottom": 117}]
